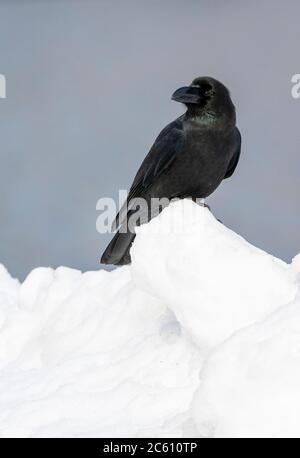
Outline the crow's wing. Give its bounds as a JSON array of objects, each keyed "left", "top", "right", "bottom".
[
  {"left": 224, "top": 127, "right": 241, "bottom": 179},
  {"left": 113, "top": 116, "right": 185, "bottom": 230}
]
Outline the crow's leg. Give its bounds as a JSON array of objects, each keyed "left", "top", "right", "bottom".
[
  {"left": 192, "top": 197, "right": 211, "bottom": 211},
  {"left": 191, "top": 197, "right": 223, "bottom": 223}
]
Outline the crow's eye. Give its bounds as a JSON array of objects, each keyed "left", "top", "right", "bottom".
[{"left": 201, "top": 83, "right": 213, "bottom": 94}]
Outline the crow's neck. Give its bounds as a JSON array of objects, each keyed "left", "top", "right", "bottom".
[{"left": 185, "top": 105, "right": 236, "bottom": 130}]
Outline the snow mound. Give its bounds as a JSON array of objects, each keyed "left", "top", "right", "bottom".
[
  {"left": 132, "top": 200, "right": 296, "bottom": 348},
  {"left": 0, "top": 199, "right": 299, "bottom": 437},
  {"left": 193, "top": 291, "right": 300, "bottom": 438},
  {"left": 0, "top": 266, "right": 200, "bottom": 437}
]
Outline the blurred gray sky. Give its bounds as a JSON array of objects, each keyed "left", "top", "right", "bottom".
[{"left": 0, "top": 0, "right": 299, "bottom": 280}]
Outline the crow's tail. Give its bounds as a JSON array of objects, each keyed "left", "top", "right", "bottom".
[{"left": 100, "top": 231, "right": 135, "bottom": 265}]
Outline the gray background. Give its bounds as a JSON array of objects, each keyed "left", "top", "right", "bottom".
[{"left": 0, "top": 0, "right": 299, "bottom": 280}]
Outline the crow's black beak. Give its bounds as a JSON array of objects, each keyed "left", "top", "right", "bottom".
[{"left": 171, "top": 85, "right": 202, "bottom": 104}]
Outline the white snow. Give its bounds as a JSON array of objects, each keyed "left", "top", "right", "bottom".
[{"left": 0, "top": 199, "right": 300, "bottom": 437}]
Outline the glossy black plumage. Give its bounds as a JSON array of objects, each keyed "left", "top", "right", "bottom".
[{"left": 101, "top": 77, "right": 241, "bottom": 265}]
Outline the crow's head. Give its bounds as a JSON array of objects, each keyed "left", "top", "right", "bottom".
[{"left": 171, "top": 77, "right": 235, "bottom": 126}]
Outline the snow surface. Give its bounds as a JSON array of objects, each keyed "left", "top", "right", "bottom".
[{"left": 0, "top": 199, "right": 300, "bottom": 438}]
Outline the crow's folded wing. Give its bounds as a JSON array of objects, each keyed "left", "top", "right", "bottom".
[
  {"left": 224, "top": 127, "right": 241, "bottom": 179},
  {"left": 113, "top": 117, "right": 185, "bottom": 230}
]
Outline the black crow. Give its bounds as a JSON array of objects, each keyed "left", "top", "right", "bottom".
[{"left": 101, "top": 76, "right": 241, "bottom": 265}]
